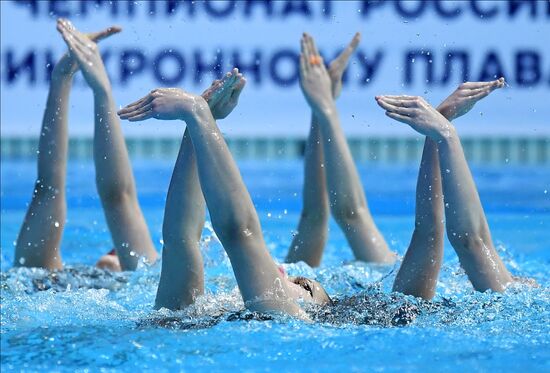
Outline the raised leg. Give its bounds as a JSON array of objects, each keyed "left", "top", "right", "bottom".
[
  {"left": 154, "top": 72, "right": 246, "bottom": 310},
  {"left": 376, "top": 84, "right": 513, "bottom": 292},
  {"left": 57, "top": 19, "right": 157, "bottom": 270},
  {"left": 14, "top": 65, "right": 71, "bottom": 269},
  {"left": 392, "top": 138, "right": 444, "bottom": 299},
  {"left": 298, "top": 33, "right": 395, "bottom": 264},
  {"left": 286, "top": 33, "right": 361, "bottom": 267},
  {"left": 118, "top": 82, "right": 306, "bottom": 317},
  {"left": 15, "top": 24, "right": 121, "bottom": 270},
  {"left": 155, "top": 129, "right": 205, "bottom": 309},
  {"left": 285, "top": 118, "right": 329, "bottom": 266}
]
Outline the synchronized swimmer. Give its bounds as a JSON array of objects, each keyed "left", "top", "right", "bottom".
[{"left": 13, "top": 19, "right": 531, "bottom": 322}]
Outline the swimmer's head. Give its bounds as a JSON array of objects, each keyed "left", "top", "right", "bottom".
[
  {"left": 285, "top": 275, "right": 333, "bottom": 306},
  {"left": 95, "top": 249, "right": 122, "bottom": 272}
]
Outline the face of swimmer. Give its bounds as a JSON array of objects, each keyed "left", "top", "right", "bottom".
[{"left": 281, "top": 270, "right": 332, "bottom": 306}]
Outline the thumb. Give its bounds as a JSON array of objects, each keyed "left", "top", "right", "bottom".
[{"left": 88, "top": 26, "right": 122, "bottom": 43}]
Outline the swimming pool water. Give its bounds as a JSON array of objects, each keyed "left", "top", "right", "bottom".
[{"left": 1, "top": 160, "right": 549, "bottom": 372}]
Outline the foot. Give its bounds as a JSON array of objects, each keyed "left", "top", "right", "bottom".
[
  {"left": 375, "top": 95, "right": 454, "bottom": 140},
  {"left": 202, "top": 68, "right": 246, "bottom": 120},
  {"left": 52, "top": 23, "right": 121, "bottom": 80},
  {"left": 118, "top": 87, "right": 207, "bottom": 122},
  {"left": 56, "top": 18, "right": 114, "bottom": 92},
  {"left": 299, "top": 33, "right": 334, "bottom": 113},
  {"left": 118, "top": 69, "right": 246, "bottom": 123},
  {"left": 437, "top": 78, "right": 505, "bottom": 121}
]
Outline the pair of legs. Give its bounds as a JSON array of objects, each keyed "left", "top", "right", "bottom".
[
  {"left": 298, "top": 34, "right": 513, "bottom": 299},
  {"left": 378, "top": 79, "right": 513, "bottom": 298},
  {"left": 286, "top": 33, "right": 395, "bottom": 267},
  {"left": 14, "top": 19, "right": 157, "bottom": 271},
  {"left": 119, "top": 70, "right": 330, "bottom": 319}
]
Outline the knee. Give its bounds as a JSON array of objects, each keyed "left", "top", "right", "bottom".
[
  {"left": 447, "top": 231, "right": 484, "bottom": 254},
  {"left": 331, "top": 204, "right": 368, "bottom": 226},
  {"left": 96, "top": 177, "right": 135, "bottom": 206},
  {"left": 211, "top": 212, "right": 259, "bottom": 245},
  {"left": 300, "top": 206, "right": 329, "bottom": 225}
]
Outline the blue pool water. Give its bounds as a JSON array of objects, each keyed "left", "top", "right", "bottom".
[{"left": 1, "top": 159, "right": 549, "bottom": 372}]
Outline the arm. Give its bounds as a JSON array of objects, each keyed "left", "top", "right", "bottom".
[{"left": 57, "top": 19, "right": 157, "bottom": 270}]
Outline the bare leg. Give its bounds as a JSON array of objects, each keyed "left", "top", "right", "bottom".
[
  {"left": 118, "top": 84, "right": 307, "bottom": 317},
  {"left": 299, "top": 33, "right": 395, "bottom": 264},
  {"left": 57, "top": 19, "right": 157, "bottom": 270},
  {"left": 15, "top": 24, "right": 121, "bottom": 270},
  {"left": 285, "top": 118, "right": 329, "bottom": 266},
  {"left": 155, "top": 129, "right": 205, "bottom": 309},
  {"left": 154, "top": 72, "right": 246, "bottom": 310},
  {"left": 376, "top": 84, "right": 513, "bottom": 292},
  {"left": 286, "top": 33, "right": 361, "bottom": 267},
  {"left": 14, "top": 65, "right": 71, "bottom": 269},
  {"left": 392, "top": 138, "right": 444, "bottom": 299}
]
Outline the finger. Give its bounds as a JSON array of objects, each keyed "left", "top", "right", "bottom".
[
  {"left": 206, "top": 72, "right": 233, "bottom": 106},
  {"left": 333, "top": 32, "right": 361, "bottom": 67},
  {"left": 386, "top": 111, "right": 411, "bottom": 124},
  {"left": 117, "top": 95, "right": 153, "bottom": 115},
  {"left": 58, "top": 22, "right": 90, "bottom": 53},
  {"left": 462, "top": 86, "right": 492, "bottom": 97},
  {"left": 230, "top": 77, "right": 246, "bottom": 101},
  {"left": 377, "top": 95, "right": 417, "bottom": 100},
  {"left": 467, "top": 90, "right": 490, "bottom": 101},
  {"left": 127, "top": 111, "right": 154, "bottom": 122},
  {"left": 201, "top": 79, "right": 223, "bottom": 99},
  {"left": 460, "top": 80, "right": 502, "bottom": 89},
  {"left": 89, "top": 26, "right": 122, "bottom": 42},
  {"left": 301, "top": 35, "right": 310, "bottom": 66},
  {"left": 376, "top": 99, "right": 414, "bottom": 116},
  {"left": 299, "top": 54, "right": 307, "bottom": 76},
  {"left": 58, "top": 27, "right": 87, "bottom": 60},
  {"left": 378, "top": 97, "right": 417, "bottom": 108},
  {"left": 307, "top": 33, "right": 320, "bottom": 57},
  {"left": 120, "top": 102, "right": 153, "bottom": 119},
  {"left": 57, "top": 18, "right": 75, "bottom": 31}
]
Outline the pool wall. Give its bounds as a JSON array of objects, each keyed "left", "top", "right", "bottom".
[{"left": 2, "top": 136, "right": 549, "bottom": 164}]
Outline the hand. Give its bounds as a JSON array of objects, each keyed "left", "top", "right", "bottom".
[
  {"left": 118, "top": 88, "right": 208, "bottom": 122},
  {"left": 375, "top": 95, "right": 454, "bottom": 140},
  {"left": 56, "top": 18, "right": 113, "bottom": 92},
  {"left": 328, "top": 32, "right": 360, "bottom": 99},
  {"left": 299, "top": 33, "right": 334, "bottom": 113},
  {"left": 52, "top": 24, "right": 121, "bottom": 81},
  {"left": 437, "top": 78, "right": 505, "bottom": 121},
  {"left": 201, "top": 68, "right": 246, "bottom": 120}
]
